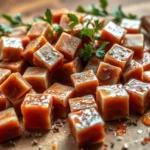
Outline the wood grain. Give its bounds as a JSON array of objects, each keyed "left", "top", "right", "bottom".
[{"left": 0, "top": 0, "right": 150, "bottom": 150}]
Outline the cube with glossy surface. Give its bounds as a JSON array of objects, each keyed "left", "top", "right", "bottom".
[
  {"left": 0, "top": 68, "right": 11, "bottom": 84},
  {"left": 23, "top": 67, "right": 49, "bottom": 93},
  {"left": 1, "top": 73, "right": 31, "bottom": 99},
  {"left": 143, "top": 71, "right": 150, "bottom": 83},
  {"left": 104, "top": 44, "right": 134, "bottom": 70},
  {"left": 122, "top": 34, "right": 144, "bottom": 58},
  {"left": 124, "top": 79, "right": 150, "bottom": 114},
  {"left": 101, "top": 21, "right": 127, "bottom": 44},
  {"left": 69, "top": 95, "right": 98, "bottom": 112},
  {"left": 0, "top": 37, "right": 23, "bottom": 60},
  {"left": 21, "top": 94, "right": 52, "bottom": 130},
  {"left": 33, "top": 42, "right": 64, "bottom": 72},
  {"left": 96, "top": 62, "right": 122, "bottom": 85},
  {"left": 0, "top": 108, "right": 22, "bottom": 143},
  {"left": 68, "top": 107, "right": 104, "bottom": 147},
  {"left": 44, "top": 83, "right": 75, "bottom": 117},
  {"left": 96, "top": 84, "right": 129, "bottom": 121},
  {"left": 55, "top": 32, "right": 81, "bottom": 60},
  {"left": 0, "top": 91, "right": 7, "bottom": 111}
]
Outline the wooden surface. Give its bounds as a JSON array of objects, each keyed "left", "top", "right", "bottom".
[{"left": 1, "top": 0, "right": 150, "bottom": 150}]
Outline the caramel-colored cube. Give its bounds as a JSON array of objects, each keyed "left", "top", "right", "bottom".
[
  {"left": 71, "top": 70, "right": 99, "bottom": 95},
  {"left": 96, "top": 84, "right": 129, "bottom": 121},
  {"left": 55, "top": 32, "right": 81, "bottom": 60},
  {"left": 69, "top": 95, "right": 98, "bottom": 112},
  {"left": 33, "top": 42, "right": 64, "bottom": 72},
  {"left": 0, "top": 59, "right": 27, "bottom": 74},
  {"left": 27, "top": 22, "right": 53, "bottom": 40},
  {"left": 22, "top": 36, "right": 47, "bottom": 64},
  {"left": 59, "top": 14, "right": 70, "bottom": 30},
  {"left": 120, "top": 18, "right": 141, "bottom": 33},
  {"left": 143, "top": 71, "right": 150, "bottom": 83},
  {"left": 0, "top": 37, "right": 23, "bottom": 60},
  {"left": 122, "top": 34, "right": 144, "bottom": 58},
  {"left": 0, "top": 91, "right": 7, "bottom": 111},
  {"left": 21, "top": 94, "right": 52, "bottom": 130},
  {"left": 0, "top": 68, "right": 11, "bottom": 84},
  {"left": 104, "top": 44, "right": 134, "bottom": 70},
  {"left": 44, "top": 83, "right": 75, "bottom": 117},
  {"left": 122, "top": 59, "right": 143, "bottom": 83},
  {"left": 124, "top": 79, "right": 150, "bottom": 114},
  {"left": 84, "top": 56, "right": 102, "bottom": 74},
  {"left": 68, "top": 108, "right": 104, "bottom": 147},
  {"left": 101, "top": 21, "right": 127, "bottom": 44},
  {"left": 1, "top": 73, "right": 31, "bottom": 99},
  {"left": 96, "top": 62, "right": 122, "bottom": 85},
  {"left": 23, "top": 67, "right": 49, "bottom": 93},
  {"left": 0, "top": 108, "right": 22, "bottom": 143},
  {"left": 138, "top": 52, "right": 150, "bottom": 71}
]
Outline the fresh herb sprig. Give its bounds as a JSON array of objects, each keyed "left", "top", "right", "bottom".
[
  {"left": 0, "top": 24, "right": 13, "bottom": 36},
  {"left": 67, "top": 13, "right": 79, "bottom": 28}
]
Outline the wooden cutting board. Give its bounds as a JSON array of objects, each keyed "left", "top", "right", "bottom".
[{"left": 0, "top": 0, "right": 150, "bottom": 150}]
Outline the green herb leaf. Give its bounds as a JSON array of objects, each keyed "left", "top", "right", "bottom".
[
  {"left": 96, "top": 41, "right": 109, "bottom": 57},
  {"left": 94, "top": 20, "right": 103, "bottom": 32},
  {"left": 99, "top": 0, "right": 108, "bottom": 11},
  {"left": 67, "top": 13, "right": 79, "bottom": 28},
  {"left": 76, "top": 6, "right": 88, "bottom": 13},
  {"left": 53, "top": 25, "right": 64, "bottom": 36},
  {"left": 80, "top": 28, "right": 94, "bottom": 39},
  {"left": 94, "top": 33, "right": 101, "bottom": 40},
  {"left": 0, "top": 24, "right": 13, "bottom": 36}
]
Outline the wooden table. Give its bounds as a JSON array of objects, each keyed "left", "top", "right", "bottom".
[{"left": 0, "top": 0, "right": 150, "bottom": 150}]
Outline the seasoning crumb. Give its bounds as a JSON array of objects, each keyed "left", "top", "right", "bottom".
[
  {"left": 117, "top": 136, "right": 123, "bottom": 141},
  {"left": 108, "top": 127, "right": 113, "bottom": 131},
  {"left": 110, "top": 142, "right": 114, "bottom": 149},
  {"left": 137, "top": 129, "right": 143, "bottom": 134},
  {"left": 134, "top": 140, "right": 139, "bottom": 144},
  {"left": 122, "top": 143, "right": 129, "bottom": 150},
  {"left": 31, "top": 139, "right": 38, "bottom": 146},
  {"left": 38, "top": 145, "right": 42, "bottom": 150}
]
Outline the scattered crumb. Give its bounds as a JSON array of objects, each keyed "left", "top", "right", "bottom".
[
  {"left": 122, "top": 143, "right": 129, "bottom": 150},
  {"left": 110, "top": 142, "right": 114, "bottom": 149},
  {"left": 31, "top": 139, "right": 38, "bottom": 146},
  {"left": 117, "top": 136, "right": 123, "bottom": 141},
  {"left": 9, "top": 140, "right": 16, "bottom": 146},
  {"left": 134, "top": 140, "right": 139, "bottom": 144},
  {"left": 38, "top": 145, "right": 42, "bottom": 150},
  {"left": 137, "top": 129, "right": 143, "bottom": 134}
]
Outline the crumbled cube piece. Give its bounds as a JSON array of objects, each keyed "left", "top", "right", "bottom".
[
  {"left": 0, "top": 59, "right": 28, "bottom": 74},
  {"left": 21, "top": 94, "right": 52, "bottom": 130},
  {"left": 104, "top": 44, "right": 134, "bottom": 70},
  {"left": 138, "top": 52, "right": 150, "bottom": 71},
  {"left": 122, "top": 34, "right": 144, "bottom": 58},
  {"left": 0, "top": 108, "right": 22, "bottom": 142},
  {"left": 71, "top": 70, "right": 99, "bottom": 95},
  {"left": 96, "top": 62, "right": 122, "bottom": 85},
  {"left": 33, "top": 42, "right": 64, "bottom": 72},
  {"left": 122, "top": 59, "right": 143, "bottom": 83},
  {"left": 68, "top": 108, "right": 104, "bottom": 147},
  {"left": 143, "top": 71, "right": 150, "bottom": 83},
  {"left": 0, "top": 37, "right": 23, "bottom": 60},
  {"left": 0, "top": 91, "right": 7, "bottom": 111},
  {"left": 23, "top": 67, "right": 49, "bottom": 93},
  {"left": 55, "top": 32, "right": 81, "bottom": 60},
  {"left": 44, "top": 83, "right": 75, "bottom": 117},
  {"left": 96, "top": 84, "right": 129, "bottom": 121},
  {"left": 101, "top": 21, "right": 127, "bottom": 44},
  {"left": 22, "top": 36, "right": 47, "bottom": 64},
  {"left": 69, "top": 95, "right": 98, "bottom": 112},
  {"left": 0, "top": 68, "right": 11, "bottom": 84},
  {"left": 1, "top": 72, "right": 31, "bottom": 99},
  {"left": 120, "top": 18, "right": 141, "bottom": 33},
  {"left": 124, "top": 79, "right": 150, "bottom": 114},
  {"left": 27, "top": 22, "right": 53, "bottom": 40},
  {"left": 84, "top": 56, "right": 102, "bottom": 74}
]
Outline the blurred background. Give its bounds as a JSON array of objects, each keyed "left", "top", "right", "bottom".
[{"left": 0, "top": 0, "right": 150, "bottom": 21}]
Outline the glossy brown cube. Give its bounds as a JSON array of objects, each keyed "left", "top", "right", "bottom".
[
  {"left": 96, "top": 84, "right": 129, "bottom": 121},
  {"left": 124, "top": 79, "right": 150, "bottom": 114},
  {"left": 22, "top": 36, "right": 47, "bottom": 64},
  {"left": 0, "top": 68, "right": 11, "bottom": 84},
  {"left": 68, "top": 108, "right": 104, "bottom": 147},
  {"left": 122, "top": 34, "right": 144, "bottom": 58},
  {"left": 23, "top": 67, "right": 49, "bottom": 93},
  {"left": 84, "top": 56, "right": 102, "bottom": 74},
  {"left": 69, "top": 95, "right": 98, "bottom": 112},
  {"left": 0, "top": 37, "right": 23, "bottom": 60},
  {"left": 122, "top": 59, "right": 143, "bottom": 83},
  {"left": 120, "top": 18, "right": 141, "bottom": 33},
  {"left": 27, "top": 22, "right": 53, "bottom": 40},
  {"left": 44, "top": 83, "right": 75, "bottom": 117},
  {"left": 96, "top": 62, "right": 122, "bottom": 85},
  {"left": 0, "top": 108, "right": 22, "bottom": 143},
  {"left": 104, "top": 44, "right": 134, "bottom": 70},
  {"left": 143, "top": 71, "right": 150, "bottom": 83},
  {"left": 0, "top": 91, "right": 7, "bottom": 111},
  {"left": 33, "top": 42, "right": 64, "bottom": 72},
  {"left": 1, "top": 73, "right": 31, "bottom": 99},
  {"left": 101, "top": 21, "right": 127, "bottom": 44},
  {"left": 144, "top": 38, "right": 150, "bottom": 53},
  {"left": 0, "top": 59, "right": 28, "bottom": 74},
  {"left": 59, "top": 14, "right": 70, "bottom": 30},
  {"left": 55, "top": 32, "right": 81, "bottom": 60},
  {"left": 21, "top": 94, "right": 52, "bottom": 130},
  {"left": 71, "top": 70, "right": 99, "bottom": 95}
]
